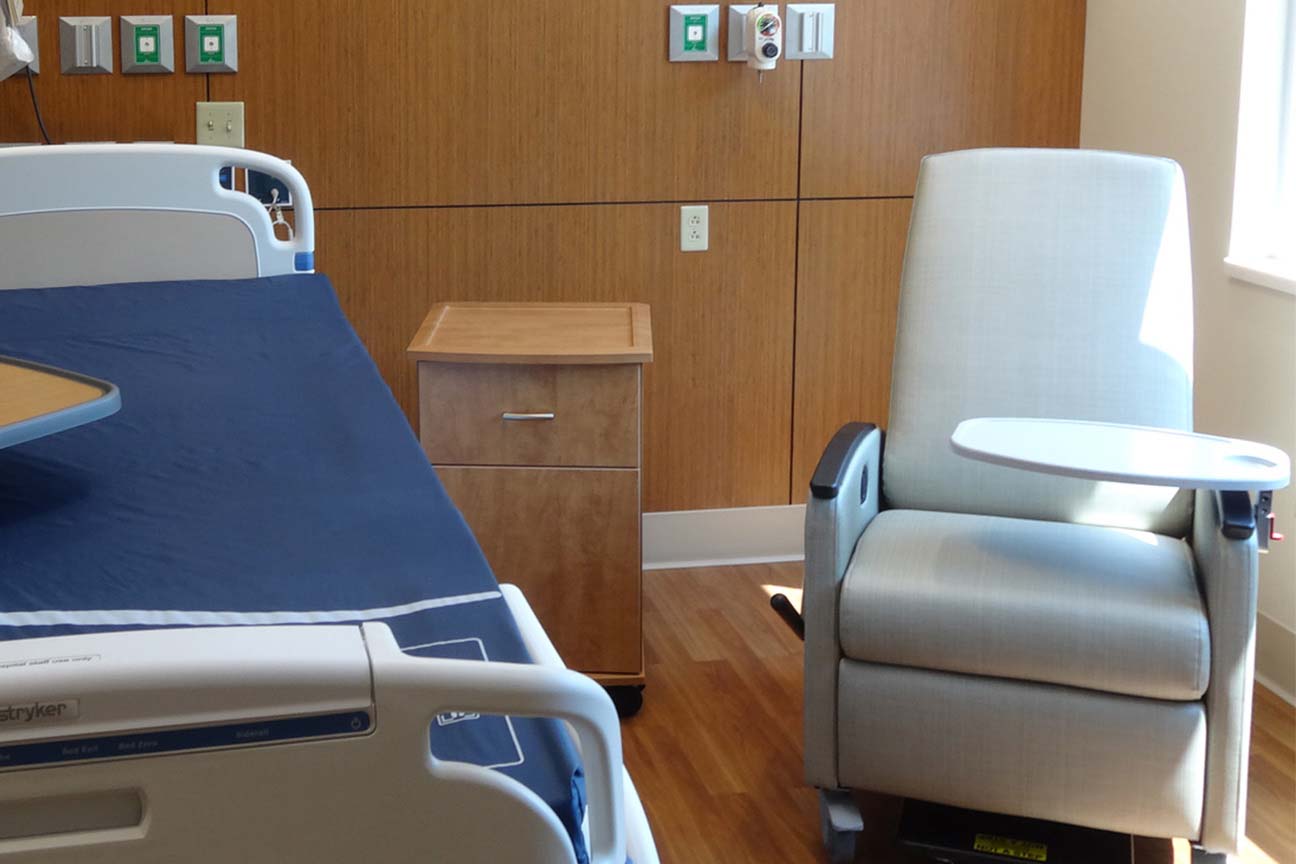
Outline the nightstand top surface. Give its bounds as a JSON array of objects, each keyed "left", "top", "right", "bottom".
[{"left": 407, "top": 302, "right": 653, "bottom": 365}]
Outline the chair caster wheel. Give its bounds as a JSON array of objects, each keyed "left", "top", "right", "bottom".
[
  {"left": 607, "top": 685, "right": 644, "bottom": 718},
  {"left": 818, "top": 788, "right": 862, "bottom": 864},
  {"left": 821, "top": 825, "right": 855, "bottom": 864}
]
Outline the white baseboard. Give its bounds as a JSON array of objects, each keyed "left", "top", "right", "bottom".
[
  {"left": 1256, "top": 612, "right": 1296, "bottom": 706},
  {"left": 1255, "top": 671, "right": 1296, "bottom": 708},
  {"left": 643, "top": 505, "right": 805, "bottom": 571}
]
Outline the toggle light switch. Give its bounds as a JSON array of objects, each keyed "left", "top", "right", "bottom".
[
  {"left": 196, "top": 101, "right": 245, "bottom": 148},
  {"left": 786, "top": 3, "right": 835, "bottom": 60},
  {"left": 59, "top": 16, "right": 112, "bottom": 75}
]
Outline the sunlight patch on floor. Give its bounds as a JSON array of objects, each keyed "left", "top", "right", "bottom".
[{"left": 1241, "top": 837, "right": 1280, "bottom": 864}]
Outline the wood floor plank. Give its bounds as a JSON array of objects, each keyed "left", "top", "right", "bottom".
[{"left": 622, "top": 563, "right": 1296, "bottom": 864}]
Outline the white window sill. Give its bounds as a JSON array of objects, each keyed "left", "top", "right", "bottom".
[{"left": 1223, "top": 256, "right": 1296, "bottom": 297}]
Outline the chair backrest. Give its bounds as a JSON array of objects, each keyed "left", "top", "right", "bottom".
[{"left": 883, "top": 148, "right": 1195, "bottom": 535}]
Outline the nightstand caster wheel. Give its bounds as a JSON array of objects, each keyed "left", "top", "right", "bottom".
[
  {"left": 607, "top": 685, "right": 644, "bottom": 718},
  {"left": 818, "top": 789, "right": 862, "bottom": 864}
]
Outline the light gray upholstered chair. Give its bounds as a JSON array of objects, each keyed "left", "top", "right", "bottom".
[{"left": 803, "top": 149, "right": 1264, "bottom": 863}]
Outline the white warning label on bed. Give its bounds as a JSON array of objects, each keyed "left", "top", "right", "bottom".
[{"left": 0, "top": 654, "right": 99, "bottom": 672}]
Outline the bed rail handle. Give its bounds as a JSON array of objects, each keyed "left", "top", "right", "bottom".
[{"left": 361, "top": 622, "right": 626, "bottom": 864}]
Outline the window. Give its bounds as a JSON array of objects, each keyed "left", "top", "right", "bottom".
[{"left": 1227, "top": 0, "right": 1296, "bottom": 295}]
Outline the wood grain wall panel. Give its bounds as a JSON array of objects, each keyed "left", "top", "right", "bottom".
[
  {"left": 0, "top": 0, "right": 204, "bottom": 145},
  {"left": 208, "top": 0, "right": 801, "bottom": 208},
  {"left": 316, "top": 202, "right": 797, "bottom": 512},
  {"left": 791, "top": 199, "right": 912, "bottom": 503},
  {"left": 799, "top": 0, "right": 1087, "bottom": 199}
]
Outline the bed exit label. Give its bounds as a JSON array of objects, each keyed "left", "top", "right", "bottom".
[{"left": 0, "top": 710, "right": 371, "bottom": 772}]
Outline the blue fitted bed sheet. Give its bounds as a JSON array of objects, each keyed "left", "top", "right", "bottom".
[{"left": 0, "top": 275, "right": 590, "bottom": 863}]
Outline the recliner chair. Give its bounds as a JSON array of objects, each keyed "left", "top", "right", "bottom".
[{"left": 803, "top": 148, "right": 1268, "bottom": 862}]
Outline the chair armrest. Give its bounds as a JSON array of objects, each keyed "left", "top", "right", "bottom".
[
  {"left": 1191, "top": 490, "right": 1260, "bottom": 855},
  {"left": 811, "top": 422, "right": 880, "bottom": 500},
  {"left": 803, "top": 423, "right": 883, "bottom": 789},
  {"left": 1215, "top": 490, "right": 1256, "bottom": 540}
]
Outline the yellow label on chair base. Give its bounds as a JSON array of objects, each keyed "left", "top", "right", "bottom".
[{"left": 973, "top": 834, "right": 1049, "bottom": 861}]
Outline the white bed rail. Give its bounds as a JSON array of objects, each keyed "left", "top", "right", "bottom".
[
  {"left": 0, "top": 144, "right": 314, "bottom": 288},
  {"left": 363, "top": 623, "right": 628, "bottom": 864},
  {"left": 0, "top": 622, "right": 627, "bottom": 864}
]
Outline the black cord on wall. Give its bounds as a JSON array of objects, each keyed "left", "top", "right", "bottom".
[{"left": 25, "top": 65, "right": 52, "bottom": 144}]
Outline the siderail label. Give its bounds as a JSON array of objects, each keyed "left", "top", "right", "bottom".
[{"left": 0, "top": 710, "right": 372, "bottom": 771}]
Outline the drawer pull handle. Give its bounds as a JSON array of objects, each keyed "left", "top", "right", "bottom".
[{"left": 502, "top": 412, "right": 556, "bottom": 421}]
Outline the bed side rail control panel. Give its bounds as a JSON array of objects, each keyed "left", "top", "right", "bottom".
[{"left": 0, "top": 625, "right": 373, "bottom": 769}]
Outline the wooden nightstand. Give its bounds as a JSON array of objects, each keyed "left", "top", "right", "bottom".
[{"left": 408, "top": 302, "right": 653, "bottom": 714}]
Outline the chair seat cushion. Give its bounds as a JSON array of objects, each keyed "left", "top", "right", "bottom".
[{"left": 839, "top": 509, "right": 1209, "bottom": 701}]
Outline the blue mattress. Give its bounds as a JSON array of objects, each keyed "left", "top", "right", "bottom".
[{"left": 0, "top": 275, "right": 590, "bottom": 863}]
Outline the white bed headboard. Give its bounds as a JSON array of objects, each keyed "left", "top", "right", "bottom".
[{"left": 0, "top": 144, "right": 315, "bottom": 290}]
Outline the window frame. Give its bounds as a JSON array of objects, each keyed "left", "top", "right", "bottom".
[{"left": 1227, "top": 0, "right": 1296, "bottom": 296}]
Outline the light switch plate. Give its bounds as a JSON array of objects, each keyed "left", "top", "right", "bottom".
[
  {"left": 668, "top": 5, "right": 719, "bottom": 62},
  {"left": 185, "top": 14, "right": 237, "bottom": 73},
  {"left": 16, "top": 16, "right": 37, "bottom": 74},
  {"left": 196, "top": 101, "right": 245, "bottom": 148},
  {"left": 121, "top": 15, "right": 175, "bottom": 74},
  {"left": 786, "top": 3, "right": 835, "bottom": 60},
  {"left": 59, "top": 16, "right": 112, "bottom": 74}
]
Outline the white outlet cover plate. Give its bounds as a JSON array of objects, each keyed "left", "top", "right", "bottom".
[
  {"left": 728, "top": 5, "right": 780, "bottom": 62},
  {"left": 669, "top": 5, "right": 720, "bottom": 62},
  {"left": 16, "top": 17, "right": 38, "bottom": 74},
  {"left": 680, "top": 205, "right": 709, "bottom": 252},
  {"left": 196, "top": 101, "right": 245, "bottom": 148},
  {"left": 786, "top": 3, "right": 835, "bottom": 60}
]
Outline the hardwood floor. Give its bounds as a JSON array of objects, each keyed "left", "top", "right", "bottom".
[{"left": 621, "top": 564, "right": 1296, "bottom": 864}]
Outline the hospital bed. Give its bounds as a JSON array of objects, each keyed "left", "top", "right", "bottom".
[{"left": 0, "top": 143, "right": 658, "bottom": 864}]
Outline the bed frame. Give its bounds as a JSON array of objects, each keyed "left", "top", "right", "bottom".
[
  {"left": 0, "top": 143, "right": 656, "bottom": 864},
  {"left": 0, "top": 144, "right": 313, "bottom": 290}
]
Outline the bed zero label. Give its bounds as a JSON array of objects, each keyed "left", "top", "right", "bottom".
[{"left": 972, "top": 834, "right": 1047, "bottom": 861}]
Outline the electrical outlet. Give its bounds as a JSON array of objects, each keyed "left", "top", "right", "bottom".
[
  {"left": 196, "top": 101, "right": 245, "bottom": 148},
  {"left": 680, "top": 205, "right": 709, "bottom": 252},
  {"left": 17, "top": 17, "right": 38, "bottom": 74}
]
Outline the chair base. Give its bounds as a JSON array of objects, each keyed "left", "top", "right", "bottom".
[
  {"left": 1190, "top": 849, "right": 1237, "bottom": 864},
  {"left": 896, "top": 799, "right": 1132, "bottom": 863},
  {"left": 818, "top": 788, "right": 863, "bottom": 864}
]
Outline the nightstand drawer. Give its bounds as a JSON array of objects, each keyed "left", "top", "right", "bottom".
[
  {"left": 436, "top": 465, "right": 642, "bottom": 675},
  {"left": 418, "top": 363, "right": 639, "bottom": 468}
]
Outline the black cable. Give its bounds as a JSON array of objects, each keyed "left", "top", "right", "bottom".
[{"left": 25, "top": 65, "right": 52, "bottom": 145}]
